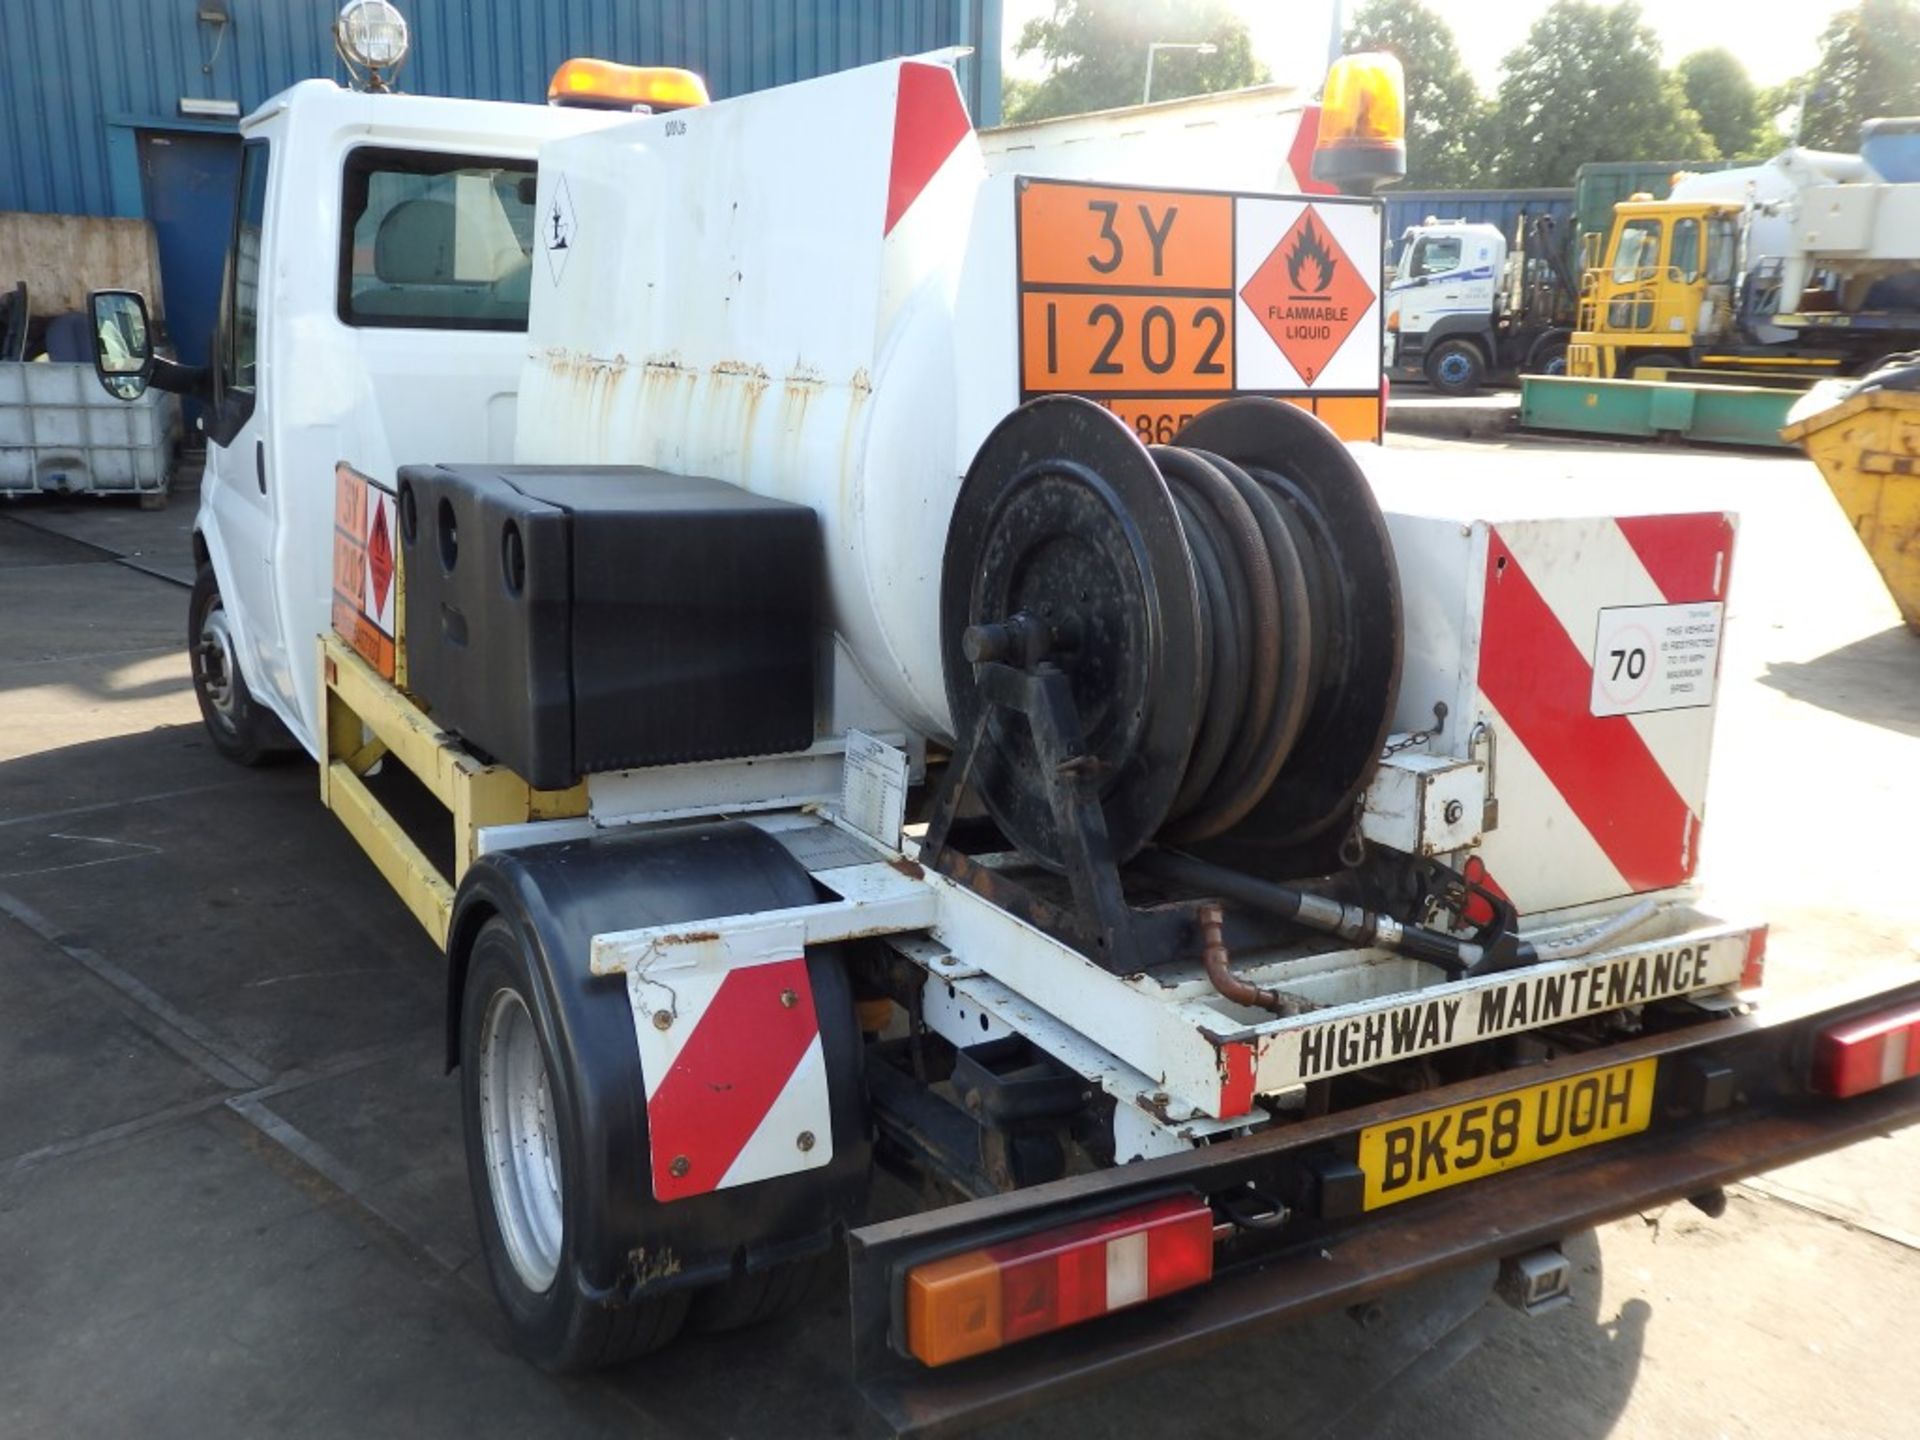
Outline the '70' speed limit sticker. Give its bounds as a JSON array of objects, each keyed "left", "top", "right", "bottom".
[{"left": 1589, "top": 601, "right": 1724, "bottom": 717}]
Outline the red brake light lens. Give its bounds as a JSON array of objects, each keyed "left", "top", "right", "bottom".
[
  {"left": 1812, "top": 1000, "right": 1920, "bottom": 1098},
  {"left": 1740, "top": 926, "right": 1768, "bottom": 991},
  {"left": 905, "top": 1196, "right": 1215, "bottom": 1367}
]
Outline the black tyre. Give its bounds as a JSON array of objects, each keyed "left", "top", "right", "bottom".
[
  {"left": 1528, "top": 339, "right": 1570, "bottom": 378},
  {"left": 460, "top": 917, "right": 689, "bottom": 1371},
  {"left": 188, "top": 565, "right": 293, "bottom": 766},
  {"left": 1424, "top": 339, "right": 1487, "bottom": 397}
]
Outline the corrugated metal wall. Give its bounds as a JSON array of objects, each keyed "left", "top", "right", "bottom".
[
  {"left": 1383, "top": 190, "right": 1576, "bottom": 246},
  {"left": 0, "top": 0, "right": 1002, "bottom": 217}
]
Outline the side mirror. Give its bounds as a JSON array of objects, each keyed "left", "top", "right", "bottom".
[{"left": 89, "top": 289, "right": 154, "bottom": 401}]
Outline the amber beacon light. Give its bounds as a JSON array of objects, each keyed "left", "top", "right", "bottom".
[
  {"left": 1312, "top": 51, "right": 1407, "bottom": 193},
  {"left": 548, "top": 59, "right": 711, "bottom": 112}
]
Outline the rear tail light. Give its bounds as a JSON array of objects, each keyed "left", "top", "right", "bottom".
[
  {"left": 1740, "top": 926, "right": 1768, "bottom": 991},
  {"left": 904, "top": 1195, "right": 1214, "bottom": 1367},
  {"left": 1811, "top": 1000, "right": 1920, "bottom": 1098}
]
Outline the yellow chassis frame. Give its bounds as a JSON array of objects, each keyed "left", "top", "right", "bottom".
[{"left": 317, "top": 633, "right": 586, "bottom": 947}]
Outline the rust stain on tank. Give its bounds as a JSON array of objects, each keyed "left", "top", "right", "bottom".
[
  {"left": 640, "top": 353, "right": 698, "bottom": 392},
  {"left": 632, "top": 354, "right": 698, "bottom": 457},
  {"left": 836, "top": 367, "right": 873, "bottom": 519},
  {"left": 543, "top": 349, "right": 640, "bottom": 445},
  {"left": 778, "top": 364, "right": 827, "bottom": 463},
  {"left": 703, "top": 361, "right": 771, "bottom": 461}
]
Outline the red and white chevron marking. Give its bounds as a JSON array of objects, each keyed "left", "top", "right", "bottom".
[
  {"left": 878, "top": 60, "right": 982, "bottom": 343},
  {"left": 1474, "top": 512, "right": 1736, "bottom": 913},
  {"left": 630, "top": 954, "right": 832, "bottom": 1203}
]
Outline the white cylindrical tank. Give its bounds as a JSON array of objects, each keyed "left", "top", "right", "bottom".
[{"left": 515, "top": 59, "right": 990, "bottom": 743}]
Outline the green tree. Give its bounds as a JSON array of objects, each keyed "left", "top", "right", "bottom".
[
  {"left": 1343, "top": 0, "right": 1489, "bottom": 186},
  {"left": 1678, "top": 48, "right": 1765, "bottom": 159},
  {"left": 1485, "top": 1, "right": 1716, "bottom": 187},
  {"left": 1801, "top": 0, "right": 1920, "bottom": 150},
  {"left": 1005, "top": 0, "right": 1268, "bottom": 124},
  {"left": 1753, "top": 77, "right": 1809, "bottom": 149}
]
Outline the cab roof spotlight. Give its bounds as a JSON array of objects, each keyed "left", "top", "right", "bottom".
[{"left": 335, "top": 0, "right": 411, "bottom": 93}]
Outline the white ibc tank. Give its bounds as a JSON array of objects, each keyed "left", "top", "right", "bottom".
[{"left": 515, "top": 59, "right": 995, "bottom": 743}]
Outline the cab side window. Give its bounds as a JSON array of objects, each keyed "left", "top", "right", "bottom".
[
  {"left": 1706, "top": 218, "right": 1738, "bottom": 284},
  {"left": 1670, "top": 219, "right": 1701, "bottom": 283},
  {"left": 1611, "top": 219, "right": 1663, "bottom": 283},
  {"left": 207, "top": 139, "right": 269, "bottom": 447},
  {"left": 1412, "top": 236, "right": 1463, "bottom": 278},
  {"left": 338, "top": 147, "right": 537, "bottom": 330}
]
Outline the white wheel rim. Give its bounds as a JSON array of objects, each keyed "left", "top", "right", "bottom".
[
  {"left": 197, "top": 598, "right": 239, "bottom": 722},
  {"left": 478, "top": 988, "right": 564, "bottom": 1292}
]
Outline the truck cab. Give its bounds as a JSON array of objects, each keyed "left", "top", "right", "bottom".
[
  {"left": 101, "top": 81, "right": 622, "bottom": 761},
  {"left": 1386, "top": 220, "right": 1503, "bottom": 390},
  {"left": 1569, "top": 199, "right": 1743, "bottom": 379},
  {"left": 1387, "top": 217, "right": 1573, "bottom": 395}
]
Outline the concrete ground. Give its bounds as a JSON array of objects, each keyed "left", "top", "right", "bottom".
[{"left": 1, "top": 439, "right": 1915, "bottom": 1439}]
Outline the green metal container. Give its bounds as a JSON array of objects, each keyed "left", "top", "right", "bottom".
[{"left": 1520, "top": 375, "right": 1797, "bottom": 448}]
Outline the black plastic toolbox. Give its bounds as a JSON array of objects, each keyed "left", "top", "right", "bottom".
[{"left": 398, "top": 463, "right": 819, "bottom": 789}]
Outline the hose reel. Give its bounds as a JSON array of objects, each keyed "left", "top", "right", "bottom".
[{"left": 939, "top": 395, "right": 1402, "bottom": 871}]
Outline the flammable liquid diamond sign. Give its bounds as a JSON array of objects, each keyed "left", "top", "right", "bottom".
[
  {"left": 1234, "top": 200, "right": 1380, "bottom": 391},
  {"left": 1238, "top": 207, "right": 1372, "bottom": 384}
]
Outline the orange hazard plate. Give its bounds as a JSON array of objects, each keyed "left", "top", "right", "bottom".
[{"left": 1013, "top": 177, "right": 1383, "bottom": 442}]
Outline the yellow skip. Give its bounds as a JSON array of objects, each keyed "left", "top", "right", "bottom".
[{"left": 1783, "top": 388, "right": 1920, "bottom": 634}]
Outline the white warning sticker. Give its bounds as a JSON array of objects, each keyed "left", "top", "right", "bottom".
[
  {"left": 840, "top": 730, "right": 909, "bottom": 848},
  {"left": 1589, "top": 601, "right": 1723, "bottom": 717}
]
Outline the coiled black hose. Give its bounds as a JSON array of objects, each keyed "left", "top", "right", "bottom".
[
  {"left": 1149, "top": 444, "right": 1324, "bottom": 843},
  {"left": 943, "top": 395, "right": 1401, "bottom": 868}
]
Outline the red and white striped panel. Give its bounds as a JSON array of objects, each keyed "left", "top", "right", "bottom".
[
  {"left": 1282, "top": 104, "right": 1340, "bottom": 196},
  {"left": 1474, "top": 512, "right": 1736, "bottom": 914},
  {"left": 628, "top": 953, "right": 832, "bottom": 1203},
  {"left": 878, "top": 61, "right": 982, "bottom": 341}
]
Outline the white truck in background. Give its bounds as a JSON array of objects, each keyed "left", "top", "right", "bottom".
[
  {"left": 1386, "top": 214, "right": 1578, "bottom": 396},
  {"left": 81, "top": 10, "right": 1920, "bottom": 1433}
]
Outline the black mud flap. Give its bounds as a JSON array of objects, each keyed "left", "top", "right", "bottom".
[{"left": 450, "top": 820, "right": 871, "bottom": 1305}]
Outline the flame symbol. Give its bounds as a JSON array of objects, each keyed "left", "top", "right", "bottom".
[{"left": 1286, "top": 215, "right": 1335, "bottom": 293}]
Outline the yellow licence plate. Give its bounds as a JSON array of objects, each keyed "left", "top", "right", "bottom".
[{"left": 1357, "top": 1058, "right": 1657, "bottom": 1210}]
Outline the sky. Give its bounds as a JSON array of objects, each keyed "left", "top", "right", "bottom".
[{"left": 1003, "top": 1, "right": 1853, "bottom": 92}]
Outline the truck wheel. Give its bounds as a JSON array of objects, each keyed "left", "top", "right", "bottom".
[
  {"left": 1425, "top": 340, "right": 1486, "bottom": 397},
  {"left": 1529, "top": 340, "right": 1569, "bottom": 378},
  {"left": 189, "top": 566, "right": 292, "bottom": 766},
  {"left": 461, "top": 917, "right": 689, "bottom": 1370}
]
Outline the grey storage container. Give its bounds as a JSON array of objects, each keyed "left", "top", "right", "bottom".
[{"left": 0, "top": 362, "right": 179, "bottom": 497}]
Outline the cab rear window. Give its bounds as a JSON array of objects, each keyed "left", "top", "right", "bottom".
[{"left": 338, "top": 147, "right": 537, "bottom": 331}]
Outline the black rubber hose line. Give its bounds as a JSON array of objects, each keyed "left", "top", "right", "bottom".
[{"left": 1149, "top": 442, "right": 1326, "bottom": 844}]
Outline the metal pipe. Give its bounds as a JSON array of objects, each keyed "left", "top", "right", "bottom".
[
  {"left": 1524, "top": 898, "right": 1660, "bottom": 964},
  {"left": 1196, "top": 901, "right": 1301, "bottom": 1015}
]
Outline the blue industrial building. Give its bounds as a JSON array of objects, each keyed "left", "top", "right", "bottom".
[{"left": 1, "top": 0, "right": 1002, "bottom": 368}]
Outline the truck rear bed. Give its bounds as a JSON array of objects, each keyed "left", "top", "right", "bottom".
[{"left": 849, "top": 972, "right": 1920, "bottom": 1434}]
